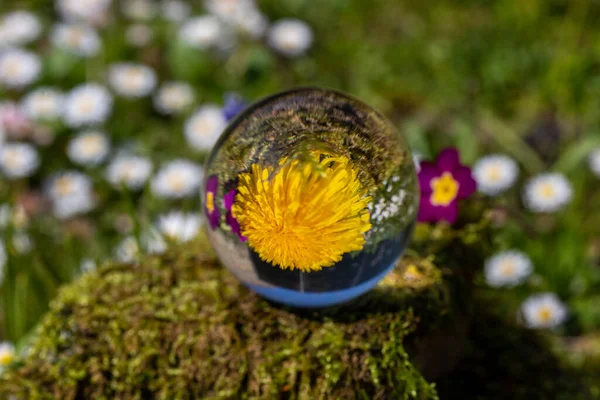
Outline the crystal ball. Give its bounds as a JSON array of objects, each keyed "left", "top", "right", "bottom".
[{"left": 202, "top": 88, "right": 418, "bottom": 308}]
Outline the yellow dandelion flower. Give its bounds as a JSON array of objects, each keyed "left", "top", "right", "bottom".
[{"left": 232, "top": 152, "right": 372, "bottom": 272}]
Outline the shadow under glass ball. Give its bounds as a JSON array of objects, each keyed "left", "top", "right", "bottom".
[{"left": 203, "top": 88, "right": 418, "bottom": 308}]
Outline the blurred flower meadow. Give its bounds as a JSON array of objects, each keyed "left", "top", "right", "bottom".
[{"left": 1, "top": 0, "right": 600, "bottom": 374}]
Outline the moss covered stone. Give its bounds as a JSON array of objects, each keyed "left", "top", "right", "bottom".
[{"left": 0, "top": 238, "right": 457, "bottom": 399}]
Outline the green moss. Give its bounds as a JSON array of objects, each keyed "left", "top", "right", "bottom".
[{"left": 0, "top": 239, "right": 450, "bottom": 399}]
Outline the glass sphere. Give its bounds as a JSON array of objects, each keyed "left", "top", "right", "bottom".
[{"left": 202, "top": 88, "right": 418, "bottom": 308}]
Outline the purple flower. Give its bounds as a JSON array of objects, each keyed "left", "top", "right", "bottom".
[
  {"left": 222, "top": 93, "right": 247, "bottom": 122},
  {"left": 418, "top": 148, "right": 476, "bottom": 224},
  {"left": 204, "top": 175, "right": 220, "bottom": 229},
  {"left": 224, "top": 189, "right": 247, "bottom": 242}
]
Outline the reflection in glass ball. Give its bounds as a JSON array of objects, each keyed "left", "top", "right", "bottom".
[{"left": 202, "top": 88, "right": 418, "bottom": 308}]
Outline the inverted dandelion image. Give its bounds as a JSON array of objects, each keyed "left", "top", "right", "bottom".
[
  {"left": 21, "top": 87, "right": 64, "bottom": 121},
  {"left": 484, "top": 250, "right": 533, "bottom": 288},
  {"left": 51, "top": 23, "right": 101, "bottom": 57},
  {"left": 67, "top": 130, "right": 111, "bottom": 167},
  {"left": 473, "top": 154, "right": 519, "bottom": 196},
  {"left": 151, "top": 159, "right": 203, "bottom": 199},
  {"left": 520, "top": 293, "right": 568, "bottom": 329},
  {"left": 0, "top": 142, "right": 40, "bottom": 179},
  {"left": 184, "top": 105, "right": 227, "bottom": 151},
  {"left": 523, "top": 173, "right": 572, "bottom": 213},
  {"left": 106, "top": 153, "right": 152, "bottom": 190},
  {"left": 267, "top": 19, "right": 313, "bottom": 57},
  {"left": 232, "top": 152, "right": 372, "bottom": 272},
  {"left": 0, "top": 48, "right": 41, "bottom": 89},
  {"left": 108, "top": 63, "right": 157, "bottom": 98},
  {"left": 63, "top": 83, "right": 113, "bottom": 128}
]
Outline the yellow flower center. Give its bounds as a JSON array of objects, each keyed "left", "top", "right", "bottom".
[
  {"left": 403, "top": 264, "right": 423, "bottom": 281},
  {"left": 537, "top": 306, "right": 553, "bottom": 323},
  {"left": 81, "top": 135, "right": 102, "bottom": 155},
  {"left": 500, "top": 261, "right": 516, "bottom": 276},
  {"left": 0, "top": 351, "right": 14, "bottom": 366},
  {"left": 430, "top": 172, "right": 459, "bottom": 206},
  {"left": 167, "top": 175, "right": 185, "bottom": 192},
  {"left": 487, "top": 165, "right": 502, "bottom": 182},
  {"left": 538, "top": 183, "right": 555, "bottom": 199},
  {"left": 55, "top": 177, "right": 74, "bottom": 196},
  {"left": 206, "top": 191, "right": 215, "bottom": 214},
  {"left": 232, "top": 152, "right": 372, "bottom": 272}
]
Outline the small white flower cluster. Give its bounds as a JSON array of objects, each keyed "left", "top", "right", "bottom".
[
  {"left": 368, "top": 176, "right": 405, "bottom": 223},
  {"left": 106, "top": 153, "right": 153, "bottom": 190},
  {"left": 0, "top": 143, "right": 40, "bottom": 179},
  {"left": 63, "top": 83, "right": 113, "bottom": 128},
  {"left": 67, "top": 130, "right": 111, "bottom": 167},
  {"left": 267, "top": 19, "right": 313, "bottom": 57},
  {"left": 21, "top": 87, "right": 64, "bottom": 121}
]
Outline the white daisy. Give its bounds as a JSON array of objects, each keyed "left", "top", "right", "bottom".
[
  {"left": 523, "top": 173, "right": 573, "bottom": 213},
  {"left": 179, "top": 16, "right": 227, "bottom": 50},
  {"left": 184, "top": 105, "right": 227, "bottom": 151},
  {"left": 0, "top": 101, "right": 31, "bottom": 136},
  {"left": 63, "top": 83, "right": 113, "bottom": 128},
  {"left": 125, "top": 24, "right": 153, "bottom": 47},
  {"left": 0, "top": 143, "right": 39, "bottom": 179},
  {"left": 0, "top": 342, "right": 15, "bottom": 372},
  {"left": 484, "top": 250, "right": 533, "bottom": 288},
  {"left": 114, "top": 236, "right": 140, "bottom": 263},
  {"left": 141, "top": 228, "right": 167, "bottom": 255},
  {"left": 12, "top": 232, "right": 33, "bottom": 254},
  {"left": 108, "top": 63, "right": 157, "bottom": 98},
  {"left": 0, "top": 48, "right": 41, "bottom": 89},
  {"left": 0, "top": 11, "right": 42, "bottom": 46},
  {"left": 20, "top": 88, "right": 64, "bottom": 121},
  {"left": 67, "top": 130, "right": 111, "bottom": 167},
  {"left": 51, "top": 23, "right": 101, "bottom": 58},
  {"left": 161, "top": 0, "right": 191, "bottom": 23},
  {"left": 588, "top": 148, "right": 600, "bottom": 178},
  {"left": 205, "top": 0, "right": 268, "bottom": 39},
  {"left": 157, "top": 211, "right": 202, "bottom": 243},
  {"left": 151, "top": 159, "right": 203, "bottom": 199},
  {"left": 106, "top": 154, "right": 152, "bottom": 190},
  {"left": 473, "top": 155, "right": 519, "bottom": 196},
  {"left": 80, "top": 258, "right": 97, "bottom": 272},
  {"left": 46, "top": 171, "right": 95, "bottom": 219},
  {"left": 267, "top": 19, "right": 313, "bottom": 57},
  {"left": 153, "top": 81, "right": 195, "bottom": 115},
  {"left": 122, "top": 0, "right": 157, "bottom": 21},
  {"left": 56, "top": 0, "right": 112, "bottom": 24},
  {"left": 520, "top": 293, "right": 568, "bottom": 329}
]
